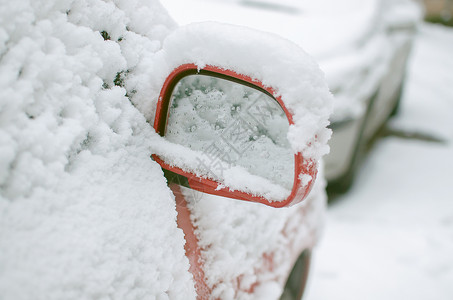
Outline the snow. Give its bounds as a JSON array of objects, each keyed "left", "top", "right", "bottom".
[
  {"left": 390, "top": 23, "right": 453, "bottom": 142},
  {"left": 0, "top": 1, "right": 196, "bottom": 299},
  {"left": 161, "top": 0, "right": 382, "bottom": 59},
  {"left": 305, "top": 23, "right": 453, "bottom": 300}
]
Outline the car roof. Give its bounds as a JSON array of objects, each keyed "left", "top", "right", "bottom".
[{"left": 163, "top": 0, "right": 382, "bottom": 60}]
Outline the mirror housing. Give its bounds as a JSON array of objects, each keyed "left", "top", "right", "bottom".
[{"left": 153, "top": 64, "right": 318, "bottom": 208}]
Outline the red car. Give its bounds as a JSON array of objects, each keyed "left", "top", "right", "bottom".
[{"left": 0, "top": 1, "right": 332, "bottom": 299}]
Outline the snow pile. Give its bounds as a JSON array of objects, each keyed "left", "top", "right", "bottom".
[{"left": 0, "top": 0, "right": 196, "bottom": 299}]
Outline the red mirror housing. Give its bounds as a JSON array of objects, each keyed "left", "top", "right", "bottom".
[{"left": 153, "top": 64, "right": 317, "bottom": 208}]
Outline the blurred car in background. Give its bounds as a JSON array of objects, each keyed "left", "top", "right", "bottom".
[{"left": 162, "top": 0, "right": 423, "bottom": 193}]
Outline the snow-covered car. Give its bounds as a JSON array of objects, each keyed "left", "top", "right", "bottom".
[
  {"left": 162, "top": 0, "right": 423, "bottom": 192},
  {"left": 1, "top": 1, "right": 333, "bottom": 300}
]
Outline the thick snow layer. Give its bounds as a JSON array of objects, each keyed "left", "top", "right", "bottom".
[
  {"left": 162, "top": 0, "right": 382, "bottom": 59},
  {"left": 306, "top": 23, "right": 453, "bottom": 300},
  {"left": 0, "top": 0, "right": 197, "bottom": 299}
]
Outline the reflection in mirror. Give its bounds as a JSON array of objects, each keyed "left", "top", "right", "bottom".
[{"left": 165, "top": 74, "right": 294, "bottom": 192}]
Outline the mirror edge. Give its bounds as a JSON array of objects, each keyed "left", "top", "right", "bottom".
[{"left": 153, "top": 63, "right": 317, "bottom": 207}]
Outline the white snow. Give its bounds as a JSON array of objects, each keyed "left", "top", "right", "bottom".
[
  {"left": 0, "top": 1, "right": 197, "bottom": 299},
  {"left": 162, "top": 0, "right": 382, "bottom": 59},
  {"left": 305, "top": 23, "right": 453, "bottom": 300}
]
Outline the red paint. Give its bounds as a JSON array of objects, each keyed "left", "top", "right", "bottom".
[
  {"left": 170, "top": 183, "right": 211, "bottom": 299},
  {"left": 153, "top": 64, "right": 317, "bottom": 207}
]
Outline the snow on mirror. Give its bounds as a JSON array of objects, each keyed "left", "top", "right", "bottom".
[{"left": 165, "top": 74, "right": 295, "bottom": 194}]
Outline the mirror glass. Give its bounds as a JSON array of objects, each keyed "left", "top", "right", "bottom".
[{"left": 165, "top": 74, "right": 295, "bottom": 194}]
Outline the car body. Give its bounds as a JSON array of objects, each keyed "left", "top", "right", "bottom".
[
  {"left": 1, "top": 0, "right": 332, "bottom": 299},
  {"left": 147, "top": 22, "right": 333, "bottom": 298},
  {"left": 162, "top": 0, "right": 423, "bottom": 192}
]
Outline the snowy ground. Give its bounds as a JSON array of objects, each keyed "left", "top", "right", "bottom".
[{"left": 305, "top": 23, "right": 453, "bottom": 300}]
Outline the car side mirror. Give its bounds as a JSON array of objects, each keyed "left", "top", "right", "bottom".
[{"left": 152, "top": 64, "right": 318, "bottom": 208}]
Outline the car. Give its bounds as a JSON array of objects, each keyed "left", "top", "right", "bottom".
[
  {"left": 0, "top": 1, "right": 333, "bottom": 299},
  {"left": 162, "top": 0, "right": 423, "bottom": 193}
]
